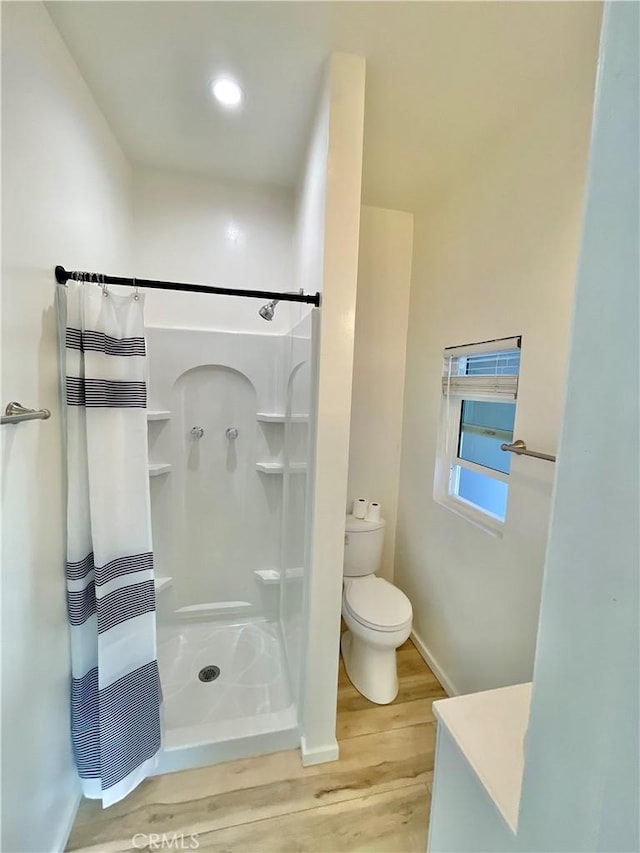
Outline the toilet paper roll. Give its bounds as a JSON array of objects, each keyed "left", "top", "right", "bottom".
[
  {"left": 365, "top": 502, "right": 382, "bottom": 523},
  {"left": 353, "top": 498, "right": 369, "bottom": 519}
]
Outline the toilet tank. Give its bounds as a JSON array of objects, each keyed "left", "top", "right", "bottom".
[{"left": 344, "top": 514, "right": 386, "bottom": 577}]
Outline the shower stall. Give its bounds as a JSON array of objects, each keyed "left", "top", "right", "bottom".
[{"left": 144, "top": 298, "right": 318, "bottom": 771}]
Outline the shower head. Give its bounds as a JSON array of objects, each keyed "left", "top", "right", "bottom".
[
  {"left": 258, "top": 290, "right": 303, "bottom": 321},
  {"left": 258, "top": 300, "right": 278, "bottom": 321}
]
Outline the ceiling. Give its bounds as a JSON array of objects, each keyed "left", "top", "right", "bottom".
[{"left": 47, "top": 1, "right": 601, "bottom": 213}]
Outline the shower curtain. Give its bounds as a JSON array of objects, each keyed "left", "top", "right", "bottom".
[{"left": 57, "top": 279, "right": 162, "bottom": 807}]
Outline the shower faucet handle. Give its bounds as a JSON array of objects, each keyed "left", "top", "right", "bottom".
[
  {"left": 190, "top": 426, "right": 204, "bottom": 439},
  {"left": 225, "top": 427, "right": 239, "bottom": 440}
]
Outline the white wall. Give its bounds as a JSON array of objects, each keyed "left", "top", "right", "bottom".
[
  {"left": 0, "top": 3, "right": 133, "bottom": 850},
  {"left": 133, "top": 169, "right": 295, "bottom": 334},
  {"left": 299, "top": 53, "right": 366, "bottom": 765},
  {"left": 395, "top": 19, "right": 601, "bottom": 696},
  {"left": 518, "top": 4, "right": 639, "bottom": 849},
  {"left": 347, "top": 206, "right": 413, "bottom": 582}
]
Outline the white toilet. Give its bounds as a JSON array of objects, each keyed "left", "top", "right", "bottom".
[{"left": 341, "top": 513, "right": 413, "bottom": 704}]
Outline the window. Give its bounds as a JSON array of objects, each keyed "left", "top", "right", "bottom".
[{"left": 434, "top": 337, "right": 521, "bottom": 531}]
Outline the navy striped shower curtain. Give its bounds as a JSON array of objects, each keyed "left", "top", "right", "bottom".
[{"left": 57, "top": 280, "right": 162, "bottom": 807}]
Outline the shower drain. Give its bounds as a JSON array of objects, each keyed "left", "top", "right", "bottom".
[{"left": 198, "top": 665, "right": 221, "bottom": 683}]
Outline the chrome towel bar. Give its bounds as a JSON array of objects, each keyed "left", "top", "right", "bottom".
[
  {"left": 501, "top": 439, "right": 556, "bottom": 463},
  {"left": 1, "top": 401, "right": 51, "bottom": 425}
]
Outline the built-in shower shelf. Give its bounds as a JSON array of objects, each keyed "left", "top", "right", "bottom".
[
  {"left": 154, "top": 576, "right": 173, "bottom": 594},
  {"left": 256, "top": 413, "right": 309, "bottom": 423},
  {"left": 254, "top": 569, "right": 280, "bottom": 585},
  {"left": 255, "top": 461, "right": 307, "bottom": 474},
  {"left": 148, "top": 463, "right": 171, "bottom": 477},
  {"left": 147, "top": 410, "right": 171, "bottom": 422},
  {"left": 254, "top": 568, "right": 304, "bottom": 585}
]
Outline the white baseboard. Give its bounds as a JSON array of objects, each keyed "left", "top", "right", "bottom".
[
  {"left": 53, "top": 789, "right": 82, "bottom": 853},
  {"left": 300, "top": 736, "right": 339, "bottom": 767},
  {"left": 410, "top": 629, "right": 460, "bottom": 697}
]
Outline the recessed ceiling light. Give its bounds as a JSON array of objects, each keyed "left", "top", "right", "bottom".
[{"left": 211, "top": 77, "right": 243, "bottom": 108}]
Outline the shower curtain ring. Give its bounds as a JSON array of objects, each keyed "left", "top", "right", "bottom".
[
  {"left": 133, "top": 275, "right": 140, "bottom": 301},
  {"left": 101, "top": 272, "right": 108, "bottom": 298}
]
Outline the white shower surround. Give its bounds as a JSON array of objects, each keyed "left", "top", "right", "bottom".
[
  {"left": 148, "top": 327, "right": 278, "bottom": 613},
  {"left": 280, "top": 313, "right": 316, "bottom": 712},
  {"left": 146, "top": 317, "right": 315, "bottom": 771}
]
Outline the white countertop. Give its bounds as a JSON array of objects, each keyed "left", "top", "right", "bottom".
[{"left": 433, "top": 682, "right": 532, "bottom": 833}]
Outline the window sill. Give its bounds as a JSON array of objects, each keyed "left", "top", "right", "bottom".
[{"left": 434, "top": 494, "right": 505, "bottom": 538}]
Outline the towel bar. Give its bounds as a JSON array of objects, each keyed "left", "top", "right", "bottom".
[
  {"left": 501, "top": 439, "right": 556, "bottom": 463},
  {"left": 1, "top": 401, "right": 51, "bottom": 425}
]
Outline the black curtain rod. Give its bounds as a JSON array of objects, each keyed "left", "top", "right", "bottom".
[{"left": 55, "top": 266, "right": 321, "bottom": 307}]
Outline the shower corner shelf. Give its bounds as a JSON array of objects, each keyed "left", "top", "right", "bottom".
[
  {"left": 147, "top": 410, "right": 171, "bottom": 422},
  {"left": 256, "top": 412, "right": 309, "bottom": 424},
  {"left": 256, "top": 461, "right": 307, "bottom": 474},
  {"left": 154, "top": 576, "right": 173, "bottom": 594},
  {"left": 149, "top": 463, "right": 172, "bottom": 477}
]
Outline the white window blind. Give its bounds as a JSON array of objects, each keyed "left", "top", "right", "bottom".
[{"left": 442, "top": 337, "right": 521, "bottom": 400}]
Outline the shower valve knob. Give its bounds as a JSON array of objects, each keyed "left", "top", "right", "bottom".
[
  {"left": 225, "top": 427, "right": 239, "bottom": 440},
  {"left": 190, "top": 426, "right": 204, "bottom": 439}
]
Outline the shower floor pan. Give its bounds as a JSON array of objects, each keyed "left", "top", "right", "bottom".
[{"left": 155, "top": 618, "right": 298, "bottom": 774}]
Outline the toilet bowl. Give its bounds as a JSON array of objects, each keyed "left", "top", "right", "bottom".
[{"left": 341, "top": 514, "right": 413, "bottom": 704}]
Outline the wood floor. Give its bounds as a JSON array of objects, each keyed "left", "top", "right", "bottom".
[{"left": 67, "top": 638, "right": 446, "bottom": 852}]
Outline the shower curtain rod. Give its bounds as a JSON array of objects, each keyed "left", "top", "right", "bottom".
[{"left": 55, "top": 266, "right": 321, "bottom": 307}]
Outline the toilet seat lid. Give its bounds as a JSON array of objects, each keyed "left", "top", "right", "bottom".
[
  {"left": 344, "top": 576, "right": 412, "bottom": 629},
  {"left": 345, "top": 514, "right": 386, "bottom": 533}
]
